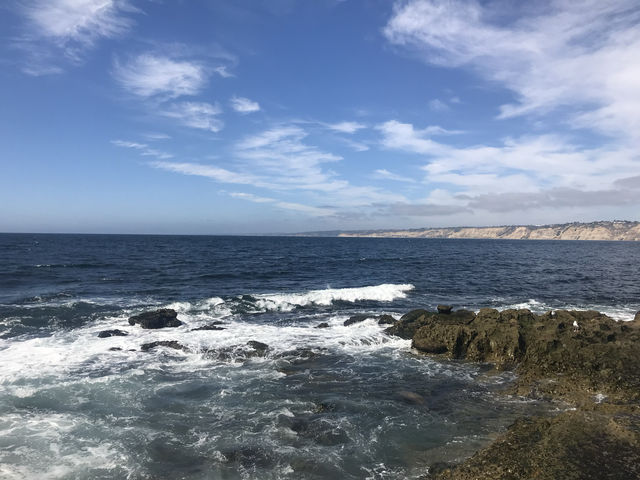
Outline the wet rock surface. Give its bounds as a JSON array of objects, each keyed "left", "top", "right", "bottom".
[
  {"left": 97, "top": 329, "right": 128, "bottom": 338},
  {"left": 385, "top": 307, "right": 640, "bottom": 480},
  {"left": 128, "top": 309, "right": 183, "bottom": 329},
  {"left": 140, "top": 340, "right": 190, "bottom": 352}
]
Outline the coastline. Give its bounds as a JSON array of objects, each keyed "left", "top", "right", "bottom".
[
  {"left": 383, "top": 307, "right": 640, "bottom": 479},
  {"left": 332, "top": 221, "right": 640, "bottom": 241}
]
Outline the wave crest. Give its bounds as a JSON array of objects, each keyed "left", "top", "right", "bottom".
[{"left": 253, "top": 283, "right": 415, "bottom": 312}]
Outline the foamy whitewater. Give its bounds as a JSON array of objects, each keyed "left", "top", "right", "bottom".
[{"left": 1, "top": 234, "right": 638, "bottom": 479}]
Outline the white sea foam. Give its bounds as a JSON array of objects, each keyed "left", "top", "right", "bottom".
[
  {"left": 253, "top": 283, "right": 415, "bottom": 312},
  {"left": 494, "top": 298, "right": 637, "bottom": 321}
]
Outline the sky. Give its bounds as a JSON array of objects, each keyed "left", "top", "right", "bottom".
[{"left": 1, "top": 0, "right": 639, "bottom": 234}]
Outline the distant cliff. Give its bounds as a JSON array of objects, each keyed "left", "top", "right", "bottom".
[{"left": 335, "top": 221, "right": 640, "bottom": 241}]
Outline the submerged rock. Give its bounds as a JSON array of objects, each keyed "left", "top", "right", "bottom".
[
  {"left": 140, "top": 340, "right": 189, "bottom": 352},
  {"left": 315, "top": 322, "right": 330, "bottom": 329},
  {"left": 128, "top": 309, "right": 183, "bottom": 329},
  {"left": 97, "top": 329, "right": 128, "bottom": 338}
]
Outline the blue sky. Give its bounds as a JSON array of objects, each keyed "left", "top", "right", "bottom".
[{"left": 1, "top": 0, "right": 639, "bottom": 234}]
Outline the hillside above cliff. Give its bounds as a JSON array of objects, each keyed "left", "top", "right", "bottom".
[{"left": 334, "top": 221, "right": 640, "bottom": 241}]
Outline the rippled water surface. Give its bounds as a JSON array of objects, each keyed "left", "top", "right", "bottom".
[{"left": 1, "top": 234, "right": 638, "bottom": 479}]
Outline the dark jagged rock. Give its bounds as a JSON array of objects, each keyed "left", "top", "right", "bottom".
[
  {"left": 378, "top": 314, "right": 396, "bottom": 325},
  {"left": 315, "top": 322, "right": 330, "bottom": 329},
  {"left": 246, "top": 340, "right": 269, "bottom": 356},
  {"left": 128, "top": 309, "right": 183, "bottom": 329},
  {"left": 344, "top": 314, "right": 397, "bottom": 326},
  {"left": 140, "top": 340, "right": 189, "bottom": 352},
  {"left": 344, "top": 314, "right": 373, "bottom": 326},
  {"left": 431, "top": 409, "right": 640, "bottom": 480},
  {"left": 384, "top": 309, "right": 432, "bottom": 339},
  {"left": 437, "top": 304, "right": 452, "bottom": 314},
  {"left": 410, "top": 308, "right": 640, "bottom": 401},
  {"left": 191, "top": 324, "right": 225, "bottom": 331},
  {"left": 385, "top": 308, "right": 475, "bottom": 339},
  {"left": 109, "top": 347, "right": 122, "bottom": 351},
  {"left": 401, "top": 306, "right": 640, "bottom": 480},
  {"left": 97, "top": 329, "right": 128, "bottom": 338}
]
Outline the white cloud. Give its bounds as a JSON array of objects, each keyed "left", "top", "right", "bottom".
[
  {"left": 111, "top": 139, "right": 173, "bottom": 159},
  {"left": 152, "top": 161, "right": 257, "bottom": 185},
  {"left": 384, "top": 0, "right": 640, "bottom": 140},
  {"left": 113, "top": 54, "right": 207, "bottom": 98},
  {"left": 373, "top": 169, "right": 416, "bottom": 183},
  {"left": 326, "top": 121, "right": 366, "bottom": 134},
  {"left": 162, "top": 102, "right": 224, "bottom": 132},
  {"left": 17, "top": 0, "right": 136, "bottom": 74},
  {"left": 230, "top": 96, "right": 261, "bottom": 113},
  {"left": 213, "top": 65, "right": 234, "bottom": 78},
  {"left": 378, "top": 118, "right": 640, "bottom": 213},
  {"left": 143, "top": 132, "right": 171, "bottom": 141},
  {"left": 377, "top": 120, "right": 450, "bottom": 154},
  {"left": 428, "top": 99, "right": 450, "bottom": 112},
  {"left": 230, "top": 192, "right": 335, "bottom": 216}
]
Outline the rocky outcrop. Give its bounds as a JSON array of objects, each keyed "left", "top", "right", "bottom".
[
  {"left": 128, "top": 309, "right": 183, "bottom": 329},
  {"left": 431, "top": 409, "right": 640, "bottom": 480},
  {"left": 385, "top": 307, "right": 640, "bottom": 479},
  {"left": 191, "top": 322, "right": 225, "bottom": 331},
  {"left": 140, "top": 340, "right": 189, "bottom": 352},
  {"left": 397, "top": 308, "right": 640, "bottom": 401},
  {"left": 97, "top": 329, "right": 128, "bottom": 338}
]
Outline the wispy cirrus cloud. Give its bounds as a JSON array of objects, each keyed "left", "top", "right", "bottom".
[
  {"left": 161, "top": 102, "right": 224, "bottom": 132},
  {"left": 373, "top": 169, "right": 416, "bottom": 183},
  {"left": 111, "top": 139, "right": 173, "bottom": 159},
  {"left": 113, "top": 54, "right": 208, "bottom": 99},
  {"left": 147, "top": 124, "right": 406, "bottom": 217},
  {"left": 151, "top": 161, "right": 258, "bottom": 185},
  {"left": 230, "top": 192, "right": 334, "bottom": 216},
  {"left": 325, "top": 121, "right": 366, "bottom": 134},
  {"left": 15, "top": 0, "right": 138, "bottom": 75},
  {"left": 384, "top": 0, "right": 640, "bottom": 140},
  {"left": 230, "top": 96, "right": 260, "bottom": 113}
]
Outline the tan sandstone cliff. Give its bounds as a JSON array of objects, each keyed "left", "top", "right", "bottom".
[{"left": 337, "top": 221, "right": 640, "bottom": 241}]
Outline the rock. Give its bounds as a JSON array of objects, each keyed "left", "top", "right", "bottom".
[
  {"left": 378, "top": 314, "right": 396, "bottom": 325},
  {"left": 385, "top": 308, "right": 475, "bottom": 339},
  {"left": 343, "top": 314, "right": 373, "bottom": 326},
  {"left": 437, "top": 304, "right": 452, "bottom": 314},
  {"left": 109, "top": 347, "right": 122, "bottom": 351},
  {"left": 141, "top": 340, "right": 189, "bottom": 352},
  {"left": 315, "top": 322, "right": 330, "bottom": 329},
  {"left": 97, "top": 329, "right": 128, "bottom": 338},
  {"left": 128, "top": 309, "right": 183, "bottom": 329},
  {"left": 635, "top": 311, "right": 640, "bottom": 322},
  {"left": 191, "top": 324, "right": 225, "bottom": 331},
  {"left": 432, "top": 410, "right": 640, "bottom": 480},
  {"left": 246, "top": 340, "right": 269, "bottom": 356},
  {"left": 396, "top": 390, "right": 425, "bottom": 405},
  {"left": 384, "top": 309, "right": 433, "bottom": 339}
]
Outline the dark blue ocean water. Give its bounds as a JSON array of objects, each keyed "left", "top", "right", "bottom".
[{"left": 0, "top": 234, "right": 638, "bottom": 479}]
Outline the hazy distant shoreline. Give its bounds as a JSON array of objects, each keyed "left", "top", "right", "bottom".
[{"left": 300, "top": 221, "right": 640, "bottom": 241}]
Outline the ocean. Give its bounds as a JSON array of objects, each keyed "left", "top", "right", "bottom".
[{"left": 1, "top": 234, "right": 638, "bottom": 479}]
